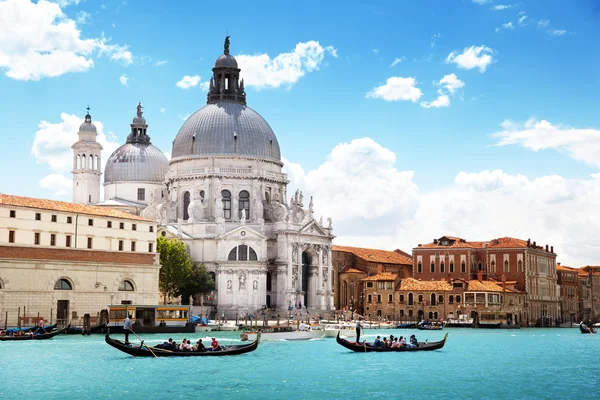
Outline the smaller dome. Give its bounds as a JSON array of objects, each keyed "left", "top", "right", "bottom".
[
  {"left": 79, "top": 122, "right": 97, "bottom": 133},
  {"left": 132, "top": 116, "right": 147, "bottom": 125},
  {"left": 104, "top": 143, "right": 169, "bottom": 184},
  {"left": 215, "top": 53, "right": 238, "bottom": 69}
]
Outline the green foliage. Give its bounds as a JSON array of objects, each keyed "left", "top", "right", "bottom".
[
  {"left": 179, "top": 264, "right": 215, "bottom": 305},
  {"left": 157, "top": 237, "right": 193, "bottom": 302}
]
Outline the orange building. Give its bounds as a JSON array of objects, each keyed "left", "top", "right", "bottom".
[{"left": 556, "top": 263, "right": 580, "bottom": 323}]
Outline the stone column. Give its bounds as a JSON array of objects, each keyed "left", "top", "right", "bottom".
[
  {"left": 317, "top": 246, "right": 324, "bottom": 310},
  {"left": 297, "top": 244, "right": 303, "bottom": 307}
]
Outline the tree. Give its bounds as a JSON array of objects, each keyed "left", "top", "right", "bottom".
[
  {"left": 157, "top": 237, "right": 193, "bottom": 304},
  {"left": 179, "top": 264, "right": 215, "bottom": 305}
]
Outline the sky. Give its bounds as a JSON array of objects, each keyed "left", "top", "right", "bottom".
[{"left": 1, "top": 0, "right": 600, "bottom": 266}]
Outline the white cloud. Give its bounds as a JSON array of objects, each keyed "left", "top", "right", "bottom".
[
  {"left": 76, "top": 10, "right": 90, "bottom": 24},
  {"left": 119, "top": 74, "right": 128, "bottom": 86},
  {"left": 178, "top": 113, "right": 191, "bottom": 121},
  {"left": 54, "top": 0, "right": 82, "bottom": 6},
  {"left": 438, "top": 73, "right": 465, "bottom": 94},
  {"left": 175, "top": 75, "right": 201, "bottom": 89},
  {"left": 389, "top": 57, "right": 405, "bottom": 67},
  {"left": 366, "top": 77, "right": 422, "bottom": 102},
  {"left": 160, "top": 107, "right": 166, "bottom": 113},
  {"left": 445, "top": 45, "right": 495, "bottom": 73},
  {"left": 538, "top": 19, "right": 550, "bottom": 28},
  {"left": 285, "top": 137, "right": 600, "bottom": 266},
  {"left": 40, "top": 173, "right": 72, "bottom": 196},
  {"left": 472, "top": 0, "right": 490, "bottom": 4},
  {"left": 154, "top": 60, "right": 168, "bottom": 66},
  {"left": 550, "top": 29, "right": 568, "bottom": 36},
  {"left": 495, "top": 22, "right": 515, "bottom": 32},
  {"left": 492, "top": 118, "right": 600, "bottom": 169},
  {"left": 518, "top": 15, "right": 528, "bottom": 26},
  {"left": 372, "top": 48, "right": 379, "bottom": 54},
  {"left": 0, "top": 0, "right": 133, "bottom": 81},
  {"left": 431, "top": 33, "right": 442, "bottom": 48},
  {"left": 420, "top": 94, "right": 450, "bottom": 109},
  {"left": 31, "top": 112, "right": 121, "bottom": 197},
  {"left": 235, "top": 41, "right": 336, "bottom": 89},
  {"left": 200, "top": 81, "right": 210, "bottom": 92},
  {"left": 493, "top": 4, "right": 517, "bottom": 10}
]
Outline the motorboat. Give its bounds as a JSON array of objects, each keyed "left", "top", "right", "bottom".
[
  {"left": 324, "top": 323, "right": 355, "bottom": 338},
  {"left": 216, "top": 322, "right": 240, "bottom": 331},
  {"left": 240, "top": 324, "right": 324, "bottom": 342}
]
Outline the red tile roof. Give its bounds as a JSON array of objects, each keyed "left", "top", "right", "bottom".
[
  {"left": 362, "top": 272, "right": 398, "bottom": 281},
  {"left": 332, "top": 245, "right": 412, "bottom": 265},
  {"left": 397, "top": 278, "right": 452, "bottom": 291},
  {"left": 466, "top": 280, "right": 512, "bottom": 292},
  {"left": 0, "top": 194, "right": 149, "bottom": 221},
  {"left": 340, "top": 266, "right": 364, "bottom": 274}
]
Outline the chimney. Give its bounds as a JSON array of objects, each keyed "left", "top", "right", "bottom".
[
  {"left": 433, "top": 239, "right": 438, "bottom": 245},
  {"left": 545, "top": 245, "right": 549, "bottom": 252},
  {"left": 551, "top": 246, "right": 554, "bottom": 253},
  {"left": 477, "top": 270, "right": 483, "bottom": 282},
  {"left": 533, "top": 241, "right": 536, "bottom": 248},
  {"left": 557, "top": 262, "right": 561, "bottom": 266},
  {"left": 527, "top": 238, "right": 530, "bottom": 246}
]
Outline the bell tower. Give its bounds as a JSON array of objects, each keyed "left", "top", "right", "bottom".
[{"left": 72, "top": 107, "right": 103, "bottom": 204}]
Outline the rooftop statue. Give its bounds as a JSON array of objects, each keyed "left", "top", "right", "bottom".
[
  {"left": 224, "top": 36, "right": 230, "bottom": 54},
  {"left": 137, "top": 102, "right": 143, "bottom": 117}
]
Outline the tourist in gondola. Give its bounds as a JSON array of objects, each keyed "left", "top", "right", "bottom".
[
  {"left": 373, "top": 335, "right": 383, "bottom": 347},
  {"left": 210, "top": 337, "right": 220, "bottom": 351},
  {"left": 196, "top": 339, "right": 206, "bottom": 352},
  {"left": 36, "top": 318, "right": 46, "bottom": 334}
]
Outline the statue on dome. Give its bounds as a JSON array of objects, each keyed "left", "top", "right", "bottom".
[
  {"left": 224, "top": 36, "right": 230, "bottom": 54},
  {"left": 137, "top": 102, "right": 143, "bottom": 117}
]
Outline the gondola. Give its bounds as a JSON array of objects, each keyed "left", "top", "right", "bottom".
[
  {"left": 0, "top": 326, "right": 67, "bottom": 341},
  {"left": 579, "top": 323, "right": 597, "bottom": 334},
  {"left": 104, "top": 333, "right": 260, "bottom": 357},
  {"left": 336, "top": 331, "right": 448, "bottom": 352}
]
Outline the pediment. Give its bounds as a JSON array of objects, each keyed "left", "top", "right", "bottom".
[
  {"left": 300, "top": 221, "right": 328, "bottom": 236},
  {"left": 217, "top": 225, "right": 267, "bottom": 241}
]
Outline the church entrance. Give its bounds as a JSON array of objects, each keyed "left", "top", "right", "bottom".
[{"left": 302, "top": 252, "right": 310, "bottom": 308}]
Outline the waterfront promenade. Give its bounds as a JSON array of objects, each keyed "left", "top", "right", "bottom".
[{"left": 1, "top": 328, "right": 597, "bottom": 399}]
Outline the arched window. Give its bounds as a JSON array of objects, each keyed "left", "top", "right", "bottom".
[
  {"left": 430, "top": 293, "right": 436, "bottom": 306},
  {"left": 222, "top": 190, "right": 231, "bottom": 219},
  {"left": 449, "top": 262, "right": 454, "bottom": 273},
  {"left": 417, "top": 262, "right": 422, "bottom": 273},
  {"left": 418, "top": 294, "right": 423, "bottom": 304},
  {"left": 491, "top": 261, "right": 496, "bottom": 273},
  {"left": 228, "top": 245, "right": 258, "bottom": 261},
  {"left": 81, "top": 155, "right": 86, "bottom": 169},
  {"left": 342, "top": 281, "right": 348, "bottom": 305},
  {"left": 408, "top": 293, "right": 414, "bottom": 305},
  {"left": 440, "top": 261, "right": 445, "bottom": 273},
  {"left": 183, "top": 191, "right": 191, "bottom": 220},
  {"left": 54, "top": 279, "right": 72, "bottom": 290},
  {"left": 266, "top": 272, "right": 272, "bottom": 291},
  {"left": 95, "top": 155, "right": 99, "bottom": 170},
  {"left": 478, "top": 262, "right": 483, "bottom": 271},
  {"left": 119, "top": 280, "right": 135, "bottom": 291},
  {"left": 209, "top": 271, "right": 216, "bottom": 282},
  {"left": 200, "top": 190, "right": 205, "bottom": 202},
  {"left": 430, "top": 262, "right": 435, "bottom": 273},
  {"left": 518, "top": 260, "right": 523, "bottom": 272},
  {"left": 461, "top": 261, "right": 466, "bottom": 273},
  {"left": 76, "top": 154, "right": 81, "bottom": 169},
  {"left": 239, "top": 190, "right": 250, "bottom": 219},
  {"left": 89, "top": 155, "right": 93, "bottom": 169},
  {"left": 504, "top": 260, "right": 509, "bottom": 273}
]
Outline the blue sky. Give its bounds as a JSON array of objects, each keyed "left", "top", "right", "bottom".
[{"left": 1, "top": 0, "right": 600, "bottom": 264}]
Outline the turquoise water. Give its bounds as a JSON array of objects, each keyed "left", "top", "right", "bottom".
[{"left": 1, "top": 328, "right": 598, "bottom": 399}]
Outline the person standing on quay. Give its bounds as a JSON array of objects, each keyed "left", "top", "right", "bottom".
[
  {"left": 123, "top": 314, "right": 133, "bottom": 344},
  {"left": 355, "top": 317, "right": 364, "bottom": 343}
]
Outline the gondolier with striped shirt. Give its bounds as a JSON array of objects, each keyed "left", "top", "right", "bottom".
[
  {"left": 356, "top": 317, "right": 364, "bottom": 343},
  {"left": 123, "top": 314, "right": 133, "bottom": 344}
]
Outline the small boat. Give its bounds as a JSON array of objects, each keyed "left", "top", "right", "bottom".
[
  {"left": 240, "top": 325, "right": 324, "bottom": 342},
  {"left": 216, "top": 322, "right": 240, "bottom": 332},
  {"left": 396, "top": 322, "right": 417, "bottom": 329},
  {"left": 579, "top": 323, "right": 597, "bottom": 334},
  {"left": 324, "top": 323, "right": 355, "bottom": 338},
  {"left": 416, "top": 323, "right": 444, "bottom": 331},
  {"left": 0, "top": 326, "right": 67, "bottom": 341},
  {"left": 105, "top": 334, "right": 259, "bottom": 357},
  {"left": 336, "top": 332, "right": 448, "bottom": 352},
  {"left": 195, "top": 325, "right": 213, "bottom": 332}
]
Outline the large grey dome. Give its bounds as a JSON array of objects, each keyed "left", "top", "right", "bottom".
[
  {"left": 171, "top": 103, "right": 281, "bottom": 162},
  {"left": 104, "top": 143, "right": 169, "bottom": 184}
]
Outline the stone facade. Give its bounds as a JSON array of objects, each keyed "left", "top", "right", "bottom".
[{"left": 0, "top": 194, "right": 159, "bottom": 327}]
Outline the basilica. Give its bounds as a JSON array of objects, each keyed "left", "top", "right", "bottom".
[{"left": 72, "top": 38, "right": 335, "bottom": 315}]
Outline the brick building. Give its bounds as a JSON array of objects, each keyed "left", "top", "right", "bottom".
[
  {"left": 413, "top": 235, "right": 559, "bottom": 325},
  {"left": 556, "top": 263, "right": 580, "bottom": 323},
  {"left": 0, "top": 194, "right": 159, "bottom": 327},
  {"left": 578, "top": 266, "right": 600, "bottom": 322},
  {"left": 332, "top": 245, "right": 412, "bottom": 315}
]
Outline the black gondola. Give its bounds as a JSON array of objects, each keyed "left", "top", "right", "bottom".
[
  {"left": 579, "top": 323, "right": 597, "bottom": 334},
  {"left": 0, "top": 326, "right": 67, "bottom": 341},
  {"left": 416, "top": 325, "right": 444, "bottom": 331},
  {"left": 336, "top": 331, "right": 448, "bottom": 352},
  {"left": 105, "top": 334, "right": 260, "bottom": 357}
]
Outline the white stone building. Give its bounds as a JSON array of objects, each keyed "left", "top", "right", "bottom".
[
  {"left": 0, "top": 194, "right": 159, "bottom": 327},
  {"left": 89, "top": 38, "right": 335, "bottom": 316}
]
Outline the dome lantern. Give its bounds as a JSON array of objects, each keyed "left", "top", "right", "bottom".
[{"left": 207, "top": 36, "right": 246, "bottom": 106}]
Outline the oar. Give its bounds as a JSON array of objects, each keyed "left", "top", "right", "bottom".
[{"left": 130, "top": 328, "right": 158, "bottom": 358}]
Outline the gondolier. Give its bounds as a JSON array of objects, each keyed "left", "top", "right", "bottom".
[
  {"left": 356, "top": 317, "right": 364, "bottom": 343},
  {"left": 123, "top": 314, "right": 133, "bottom": 344}
]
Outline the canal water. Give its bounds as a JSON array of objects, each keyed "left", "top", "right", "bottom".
[{"left": 1, "top": 328, "right": 598, "bottom": 399}]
